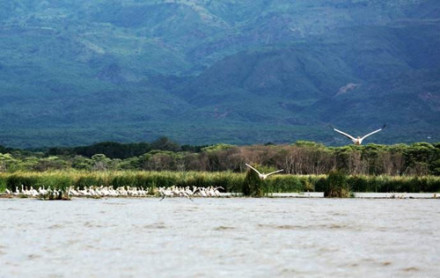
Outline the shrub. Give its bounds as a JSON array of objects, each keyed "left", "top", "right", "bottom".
[
  {"left": 324, "top": 170, "right": 351, "bottom": 198},
  {"left": 242, "top": 169, "right": 264, "bottom": 197}
]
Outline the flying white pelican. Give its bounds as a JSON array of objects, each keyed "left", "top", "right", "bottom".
[
  {"left": 332, "top": 124, "right": 386, "bottom": 145},
  {"left": 245, "top": 163, "right": 284, "bottom": 180}
]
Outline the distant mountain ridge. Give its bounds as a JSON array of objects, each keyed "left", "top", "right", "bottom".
[{"left": 0, "top": 0, "right": 439, "bottom": 148}]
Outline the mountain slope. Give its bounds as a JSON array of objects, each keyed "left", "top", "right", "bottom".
[{"left": 0, "top": 0, "right": 439, "bottom": 147}]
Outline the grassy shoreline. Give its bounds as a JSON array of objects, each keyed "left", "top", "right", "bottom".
[{"left": 1, "top": 171, "right": 440, "bottom": 194}]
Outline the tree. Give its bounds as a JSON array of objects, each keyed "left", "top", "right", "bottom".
[
  {"left": 404, "top": 143, "right": 436, "bottom": 175},
  {"left": 33, "top": 156, "right": 69, "bottom": 171},
  {"left": 91, "top": 154, "right": 111, "bottom": 171},
  {"left": 150, "top": 137, "right": 180, "bottom": 152},
  {"left": 71, "top": 155, "right": 93, "bottom": 170},
  {"left": 0, "top": 153, "right": 19, "bottom": 172}
]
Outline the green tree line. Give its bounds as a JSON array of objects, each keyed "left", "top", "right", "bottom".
[{"left": 1, "top": 139, "right": 439, "bottom": 175}]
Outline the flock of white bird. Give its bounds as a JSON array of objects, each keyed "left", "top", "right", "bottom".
[
  {"left": 158, "top": 186, "right": 225, "bottom": 200},
  {"left": 1, "top": 185, "right": 226, "bottom": 200}
]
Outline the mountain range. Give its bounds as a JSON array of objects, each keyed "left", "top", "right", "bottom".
[{"left": 0, "top": 0, "right": 439, "bottom": 148}]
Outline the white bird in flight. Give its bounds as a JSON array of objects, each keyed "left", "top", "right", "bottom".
[
  {"left": 245, "top": 163, "right": 284, "bottom": 180},
  {"left": 332, "top": 124, "right": 386, "bottom": 145}
]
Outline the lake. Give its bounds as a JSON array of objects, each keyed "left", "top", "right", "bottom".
[{"left": 1, "top": 198, "right": 439, "bottom": 277}]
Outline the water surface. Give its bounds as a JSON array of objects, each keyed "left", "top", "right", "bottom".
[{"left": 1, "top": 198, "right": 439, "bottom": 277}]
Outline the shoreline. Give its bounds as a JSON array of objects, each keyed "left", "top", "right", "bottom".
[{"left": 1, "top": 192, "right": 439, "bottom": 199}]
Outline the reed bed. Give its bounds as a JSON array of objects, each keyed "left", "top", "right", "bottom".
[
  {"left": 0, "top": 171, "right": 245, "bottom": 193},
  {"left": 1, "top": 171, "right": 440, "bottom": 194}
]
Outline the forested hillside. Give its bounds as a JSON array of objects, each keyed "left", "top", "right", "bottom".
[{"left": 0, "top": 0, "right": 439, "bottom": 147}]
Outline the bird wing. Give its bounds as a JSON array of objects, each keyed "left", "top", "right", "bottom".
[
  {"left": 333, "top": 128, "right": 356, "bottom": 140},
  {"left": 245, "top": 163, "right": 261, "bottom": 175},
  {"left": 266, "top": 169, "right": 284, "bottom": 176},
  {"left": 360, "top": 128, "right": 383, "bottom": 140}
]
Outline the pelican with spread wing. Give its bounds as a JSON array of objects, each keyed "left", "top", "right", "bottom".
[
  {"left": 332, "top": 125, "right": 386, "bottom": 145},
  {"left": 245, "top": 163, "right": 284, "bottom": 180}
]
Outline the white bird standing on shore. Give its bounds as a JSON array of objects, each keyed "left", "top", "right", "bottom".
[
  {"left": 245, "top": 163, "right": 284, "bottom": 180},
  {"left": 332, "top": 125, "right": 386, "bottom": 145},
  {"left": 159, "top": 187, "right": 173, "bottom": 201}
]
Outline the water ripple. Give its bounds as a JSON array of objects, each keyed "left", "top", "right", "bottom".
[{"left": 0, "top": 198, "right": 438, "bottom": 278}]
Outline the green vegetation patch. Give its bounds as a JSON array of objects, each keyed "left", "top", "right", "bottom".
[{"left": 2, "top": 171, "right": 439, "bottom": 194}]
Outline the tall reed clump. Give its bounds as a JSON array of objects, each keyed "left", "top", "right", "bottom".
[
  {"left": 242, "top": 169, "right": 264, "bottom": 197},
  {"left": 323, "top": 170, "right": 351, "bottom": 198},
  {"left": 0, "top": 174, "right": 6, "bottom": 192}
]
